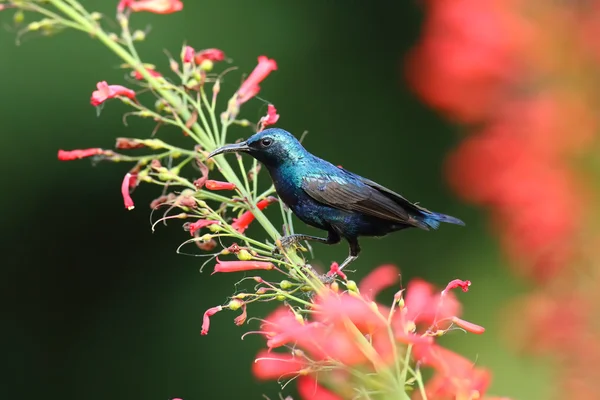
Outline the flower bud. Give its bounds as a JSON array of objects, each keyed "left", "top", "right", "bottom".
[
  {"left": 208, "top": 224, "right": 221, "bottom": 233},
  {"left": 276, "top": 294, "right": 286, "bottom": 301},
  {"left": 279, "top": 280, "right": 292, "bottom": 290},
  {"left": 228, "top": 299, "right": 244, "bottom": 311},
  {"left": 300, "top": 286, "right": 312, "bottom": 292},
  {"left": 131, "top": 30, "right": 146, "bottom": 41},
  {"left": 14, "top": 10, "right": 25, "bottom": 25},
  {"left": 90, "top": 12, "right": 103, "bottom": 21},
  {"left": 199, "top": 233, "right": 212, "bottom": 242},
  {"left": 346, "top": 280, "right": 358, "bottom": 292},
  {"left": 330, "top": 281, "right": 339, "bottom": 293},
  {"left": 200, "top": 59, "right": 214, "bottom": 71},
  {"left": 237, "top": 249, "right": 253, "bottom": 261}
]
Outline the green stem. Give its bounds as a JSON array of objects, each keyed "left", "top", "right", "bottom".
[{"left": 48, "top": 0, "right": 304, "bottom": 266}]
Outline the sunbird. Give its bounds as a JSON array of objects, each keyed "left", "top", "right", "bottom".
[{"left": 208, "top": 128, "right": 464, "bottom": 271}]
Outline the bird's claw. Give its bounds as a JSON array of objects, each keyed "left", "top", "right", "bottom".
[{"left": 271, "top": 236, "right": 307, "bottom": 255}]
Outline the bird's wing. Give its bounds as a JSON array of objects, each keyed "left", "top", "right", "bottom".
[
  {"left": 301, "top": 174, "right": 413, "bottom": 224},
  {"left": 352, "top": 174, "right": 434, "bottom": 215}
]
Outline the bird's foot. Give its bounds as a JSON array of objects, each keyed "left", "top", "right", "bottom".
[{"left": 272, "top": 235, "right": 308, "bottom": 255}]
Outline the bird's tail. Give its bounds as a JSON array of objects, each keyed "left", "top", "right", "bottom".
[{"left": 421, "top": 211, "right": 465, "bottom": 230}]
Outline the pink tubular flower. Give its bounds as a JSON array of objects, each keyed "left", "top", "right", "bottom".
[
  {"left": 297, "top": 376, "right": 343, "bottom": 400},
  {"left": 187, "top": 219, "right": 220, "bottom": 236},
  {"left": 121, "top": 173, "right": 135, "bottom": 210},
  {"left": 452, "top": 316, "right": 486, "bottom": 334},
  {"left": 120, "top": 0, "right": 183, "bottom": 14},
  {"left": 182, "top": 45, "right": 195, "bottom": 63},
  {"left": 258, "top": 104, "right": 280, "bottom": 131},
  {"left": 237, "top": 56, "right": 278, "bottom": 104},
  {"left": 204, "top": 180, "right": 236, "bottom": 191},
  {"left": 443, "top": 279, "right": 471, "bottom": 295},
  {"left": 253, "top": 350, "right": 306, "bottom": 380},
  {"left": 195, "top": 48, "right": 225, "bottom": 65},
  {"left": 231, "top": 197, "right": 277, "bottom": 233},
  {"left": 201, "top": 305, "right": 222, "bottom": 335},
  {"left": 358, "top": 263, "right": 400, "bottom": 300},
  {"left": 212, "top": 258, "right": 274, "bottom": 274},
  {"left": 326, "top": 262, "right": 347, "bottom": 280},
  {"left": 412, "top": 344, "right": 492, "bottom": 400},
  {"left": 133, "top": 68, "right": 162, "bottom": 80},
  {"left": 90, "top": 81, "right": 136, "bottom": 106},
  {"left": 57, "top": 148, "right": 104, "bottom": 161}
]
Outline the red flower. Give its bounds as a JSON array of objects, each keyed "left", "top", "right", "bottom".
[
  {"left": 57, "top": 148, "right": 104, "bottom": 161},
  {"left": 358, "top": 263, "right": 400, "bottom": 301},
  {"left": 204, "top": 180, "right": 236, "bottom": 191},
  {"left": 412, "top": 344, "right": 492, "bottom": 400},
  {"left": 237, "top": 56, "right": 278, "bottom": 104},
  {"left": 90, "top": 81, "right": 136, "bottom": 106},
  {"left": 258, "top": 104, "right": 280, "bottom": 131},
  {"left": 187, "top": 219, "right": 220, "bottom": 236},
  {"left": 451, "top": 316, "right": 485, "bottom": 334},
  {"left": 405, "top": 0, "right": 527, "bottom": 123},
  {"left": 194, "top": 48, "right": 225, "bottom": 65},
  {"left": 119, "top": 0, "right": 183, "bottom": 14},
  {"left": 121, "top": 173, "right": 135, "bottom": 210},
  {"left": 297, "top": 376, "right": 343, "bottom": 400},
  {"left": 231, "top": 197, "right": 277, "bottom": 233},
  {"left": 402, "top": 279, "right": 461, "bottom": 327},
  {"left": 212, "top": 259, "right": 274, "bottom": 274},
  {"left": 253, "top": 350, "right": 306, "bottom": 380},
  {"left": 326, "top": 261, "right": 347, "bottom": 281},
  {"left": 201, "top": 305, "right": 222, "bottom": 335},
  {"left": 182, "top": 45, "right": 194, "bottom": 63},
  {"left": 133, "top": 68, "right": 162, "bottom": 80}
]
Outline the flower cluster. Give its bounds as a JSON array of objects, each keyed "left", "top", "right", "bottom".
[
  {"left": 407, "top": 0, "right": 600, "bottom": 397},
  {"left": 246, "top": 264, "right": 496, "bottom": 399},
  {"left": 3, "top": 1, "right": 506, "bottom": 398}
]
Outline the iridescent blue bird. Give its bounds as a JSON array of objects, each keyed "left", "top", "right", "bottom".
[{"left": 208, "top": 128, "right": 464, "bottom": 272}]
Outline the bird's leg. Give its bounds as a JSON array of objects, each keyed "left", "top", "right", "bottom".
[
  {"left": 274, "top": 231, "right": 341, "bottom": 254},
  {"left": 337, "top": 239, "right": 361, "bottom": 272}
]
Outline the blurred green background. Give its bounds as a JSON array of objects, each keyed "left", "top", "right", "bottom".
[{"left": 2, "top": 1, "right": 550, "bottom": 399}]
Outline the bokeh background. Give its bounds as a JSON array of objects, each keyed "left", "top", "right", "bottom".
[{"left": 6, "top": 0, "right": 600, "bottom": 399}]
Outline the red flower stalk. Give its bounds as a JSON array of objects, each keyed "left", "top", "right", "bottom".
[
  {"left": 195, "top": 48, "right": 225, "bottom": 65},
  {"left": 133, "top": 68, "right": 162, "bottom": 80},
  {"left": 231, "top": 197, "right": 277, "bottom": 233},
  {"left": 258, "top": 104, "right": 280, "bottom": 131},
  {"left": 212, "top": 258, "right": 274, "bottom": 274},
  {"left": 204, "top": 180, "right": 236, "bottom": 191},
  {"left": 57, "top": 148, "right": 105, "bottom": 160},
  {"left": 237, "top": 56, "right": 278, "bottom": 104},
  {"left": 119, "top": 0, "right": 183, "bottom": 14},
  {"left": 187, "top": 219, "right": 220, "bottom": 236},
  {"left": 121, "top": 173, "right": 135, "bottom": 210},
  {"left": 90, "top": 81, "right": 136, "bottom": 106},
  {"left": 201, "top": 305, "right": 222, "bottom": 335}
]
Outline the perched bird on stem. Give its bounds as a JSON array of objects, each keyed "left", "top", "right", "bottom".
[{"left": 208, "top": 128, "right": 464, "bottom": 272}]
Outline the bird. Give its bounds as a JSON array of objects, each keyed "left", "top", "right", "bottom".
[{"left": 208, "top": 128, "right": 464, "bottom": 272}]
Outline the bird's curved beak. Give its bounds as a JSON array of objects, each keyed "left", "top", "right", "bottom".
[{"left": 207, "top": 141, "right": 250, "bottom": 159}]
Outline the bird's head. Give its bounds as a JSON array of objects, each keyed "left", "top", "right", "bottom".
[{"left": 207, "top": 128, "right": 306, "bottom": 167}]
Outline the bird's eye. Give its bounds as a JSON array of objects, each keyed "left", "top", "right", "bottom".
[{"left": 261, "top": 138, "right": 273, "bottom": 147}]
